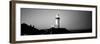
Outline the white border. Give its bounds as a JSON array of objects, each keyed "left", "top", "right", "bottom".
[{"left": 16, "top": 3, "right": 96, "bottom": 41}]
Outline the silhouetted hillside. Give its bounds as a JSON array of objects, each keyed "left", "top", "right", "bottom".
[
  {"left": 21, "top": 23, "right": 92, "bottom": 35},
  {"left": 21, "top": 23, "right": 40, "bottom": 35}
]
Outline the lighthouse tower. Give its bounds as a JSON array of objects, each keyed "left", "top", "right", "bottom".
[{"left": 55, "top": 14, "right": 60, "bottom": 28}]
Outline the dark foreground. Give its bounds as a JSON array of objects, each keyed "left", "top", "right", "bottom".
[{"left": 21, "top": 23, "right": 92, "bottom": 35}]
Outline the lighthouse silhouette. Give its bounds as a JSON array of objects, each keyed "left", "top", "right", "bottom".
[{"left": 55, "top": 14, "right": 60, "bottom": 28}]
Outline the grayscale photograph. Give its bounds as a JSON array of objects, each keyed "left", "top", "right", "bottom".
[{"left": 21, "top": 8, "right": 92, "bottom": 35}]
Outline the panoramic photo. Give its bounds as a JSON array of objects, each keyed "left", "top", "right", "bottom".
[{"left": 21, "top": 8, "right": 92, "bottom": 36}]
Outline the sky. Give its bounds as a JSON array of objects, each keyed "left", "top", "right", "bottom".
[{"left": 21, "top": 8, "right": 92, "bottom": 30}]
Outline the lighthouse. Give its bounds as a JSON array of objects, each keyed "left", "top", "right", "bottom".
[{"left": 55, "top": 14, "right": 60, "bottom": 28}]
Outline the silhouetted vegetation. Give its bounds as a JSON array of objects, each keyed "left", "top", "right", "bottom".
[{"left": 21, "top": 23, "right": 92, "bottom": 35}]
